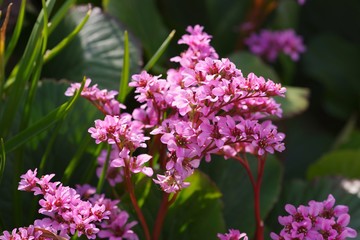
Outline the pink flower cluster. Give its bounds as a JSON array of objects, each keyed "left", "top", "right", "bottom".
[
  {"left": 76, "top": 184, "right": 139, "bottom": 240},
  {"left": 129, "top": 25, "right": 286, "bottom": 192},
  {"left": 0, "top": 169, "right": 138, "bottom": 240},
  {"left": 245, "top": 29, "right": 306, "bottom": 62},
  {"left": 271, "top": 194, "right": 358, "bottom": 240},
  {"left": 0, "top": 225, "right": 54, "bottom": 240},
  {"left": 88, "top": 113, "right": 153, "bottom": 177},
  {"left": 217, "top": 229, "right": 248, "bottom": 240},
  {"left": 66, "top": 25, "right": 286, "bottom": 193},
  {"left": 65, "top": 78, "right": 125, "bottom": 115}
]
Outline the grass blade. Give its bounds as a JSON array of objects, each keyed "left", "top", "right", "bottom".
[
  {"left": 144, "top": 29, "right": 175, "bottom": 71},
  {"left": 62, "top": 136, "right": 92, "bottom": 185},
  {"left": 96, "top": 145, "right": 111, "bottom": 194},
  {"left": 0, "top": 3, "right": 12, "bottom": 99},
  {"left": 5, "top": 0, "right": 26, "bottom": 64},
  {"left": 48, "top": 0, "right": 76, "bottom": 35},
  {"left": 44, "top": 7, "right": 92, "bottom": 63},
  {"left": 0, "top": 0, "right": 56, "bottom": 137},
  {"left": 118, "top": 30, "right": 130, "bottom": 103},
  {"left": 4, "top": 78, "right": 86, "bottom": 154},
  {"left": 0, "top": 138, "right": 5, "bottom": 184}
]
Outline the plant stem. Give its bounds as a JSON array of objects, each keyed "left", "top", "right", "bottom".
[
  {"left": 234, "top": 154, "right": 266, "bottom": 240},
  {"left": 123, "top": 163, "right": 151, "bottom": 240},
  {"left": 253, "top": 155, "right": 266, "bottom": 240},
  {"left": 152, "top": 192, "right": 178, "bottom": 240}
]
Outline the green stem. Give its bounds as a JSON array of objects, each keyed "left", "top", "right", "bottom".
[{"left": 96, "top": 145, "right": 111, "bottom": 194}]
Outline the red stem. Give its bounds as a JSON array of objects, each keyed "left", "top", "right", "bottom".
[
  {"left": 234, "top": 154, "right": 266, "bottom": 240},
  {"left": 253, "top": 155, "right": 266, "bottom": 240},
  {"left": 152, "top": 192, "right": 178, "bottom": 240},
  {"left": 123, "top": 165, "right": 151, "bottom": 240}
]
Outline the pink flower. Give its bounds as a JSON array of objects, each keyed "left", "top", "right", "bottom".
[
  {"left": 245, "top": 29, "right": 306, "bottom": 62},
  {"left": 217, "top": 229, "right": 248, "bottom": 240},
  {"left": 271, "top": 194, "right": 357, "bottom": 240}
]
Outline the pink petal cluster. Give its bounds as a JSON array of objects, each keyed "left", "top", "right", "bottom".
[
  {"left": 245, "top": 29, "right": 306, "bottom": 62},
  {"left": 65, "top": 25, "right": 286, "bottom": 193},
  {"left": 0, "top": 225, "right": 51, "bottom": 240},
  {"left": 88, "top": 113, "right": 153, "bottom": 178},
  {"left": 271, "top": 194, "right": 358, "bottom": 240},
  {"left": 217, "top": 229, "right": 248, "bottom": 240},
  {"left": 65, "top": 78, "right": 125, "bottom": 115},
  {"left": 298, "top": 0, "right": 306, "bottom": 5},
  {"left": 75, "top": 185, "right": 139, "bottom": 240},
  {"left": 128, "top": 25, "right": 286, "bottom": 193},
  {"left": 13, "top": 169, "right": 138, "bottom": 240}
]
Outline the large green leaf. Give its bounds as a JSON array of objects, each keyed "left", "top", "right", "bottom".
[
  {"left": 103, "top": 0, "right": 169, "bottom": 60},
  {"left": 266, "top": 177, "right": 360, "bottom": 240},
  {"left": 200, "top": 155, "right": 283, "bottom": 238},
  {"left": 307, "top": 149, "right": 360, "bottom": 180},
  {"left": 302, "top": 34, "right": 360, "bottom": 119},
  {"left": 163, "top": 170, "right": 226, "bottom": 240},
  {"left": 42, "top": 6, "right": 142, "bottom": 90}
]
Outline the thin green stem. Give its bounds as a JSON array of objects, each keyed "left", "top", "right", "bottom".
[
  {"left": 62, "top": 136, "right": 92, "bottom": 185},
  {"left": 144, "top": 30, "right": 175, "bottom": 71},
  {"left": 96, "top": 145, "right": 111, "bottom": 194}
]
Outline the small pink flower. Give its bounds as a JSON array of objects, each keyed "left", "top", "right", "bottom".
[{"left": 217, "top": 229, "right": 248, "bottom": 240}]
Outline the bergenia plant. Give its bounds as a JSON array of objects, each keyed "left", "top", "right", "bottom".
[{"left": 1, "top": 25, "right": 357, "bottom": 240}]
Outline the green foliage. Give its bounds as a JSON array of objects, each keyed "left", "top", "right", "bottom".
[
  {"left": 302, "top": 34, "right": 360, "bottom": 119},
  {"left": 43, "top": 6, "right": 142, "bottom": 89},
  {"left": 103, "top": 0, "right": 169, "bottom": 61},
  {"left": 200, "top": 155, "right": 283, "bottom": 238},
  {"left": 0, "top": 0, "right": 359, "bottom": 238},
  {"left": 307, "top": 149, "right": 360, "bottom": 180}
]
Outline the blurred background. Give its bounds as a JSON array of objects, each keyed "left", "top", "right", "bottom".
[{"left": 0, "top": 0, "right": 359, "bottom": 238}]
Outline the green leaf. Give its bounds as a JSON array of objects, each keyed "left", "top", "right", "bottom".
[
  {"left": 103, "top": 0, "right": 169, "bottom": 60},
  {"left": 338, "top": 129, "right": 360, "bottom": 151},
  {"left": 0, "top": 0, "right": 56, "bottom": 137},
  {"left": 163, "top": 170, "right": 226, "bottom": 240},
  {"left": 266, "top": 177, "right": 360, "bottom": 238},
  {"left": 200, "top": 155, "right": 283, "bottom": 237},
  {"left": 27, "top": 80, "right": 101, "bottom": 182},
  {"left": 120, "top": 170, "right": 225, "bottom": 240},
  {"left": 0, "top": 138, "right": 5, "bottom": 184},
  {"left": 228, "top": 51, "right": 280, "bottom": 82},
  {"left": 302, "top": 34, "right": 360, "bottom": 119},
  {"left": 307, "top": 149, "right": 360, "bottom": 180},
  {"left": 4, "top": 79, "right": 84, "bottom": 154},
  {"left": 275, "top": 86, "right": 310, "bottom": 118},
  {"left": 43, "top": 6, "right": 142, "bottom": 90}
]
